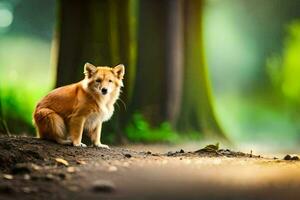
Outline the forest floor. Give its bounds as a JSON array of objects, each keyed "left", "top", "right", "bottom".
[{"left": 0, "top": 136, "right": 300, "bottom": 200}]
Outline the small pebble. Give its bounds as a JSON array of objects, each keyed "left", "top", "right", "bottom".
[
  {"left": 58, "top": 173, "right": 69, "bottom": 180},
  {"left": 284, "top": 154, "right": 292, "bottom": 160},
  {"left": 12, "top": 163, "right": 32, "bottom": 175},
  {"left": 45, "top": 174, "right": 55, "bottom": 181},
  {"left": 124, "top": 153, "right": 132, "bottom": 158},
  {"left": 283, "top": 154, "right": 299, "bottom": 161},
  {"left": 68, "top": 185, "right": 80, "bottom": 192},
  {"left": 291, "top": 156, "right": 299, "bottom": 161},
  {"left": 22, "top": 187, "right": 34, "bottom": 194},
  {"left": 108, "top": 166, "right": 118, "bottom": 172},
  {"left": 123, "top": 162, "right": 130, "bottom": 167},
  {"left": 92, "top": 180, "right": 115, "bottom": 193},
  {"left": 67, "top": 167, "right": 76, "bottom": 173},
  {"left": 24, "top": 174, "right": 31, "bottom": 180}
]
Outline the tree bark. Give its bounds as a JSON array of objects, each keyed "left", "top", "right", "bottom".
[
  {"left": 130, "top": 0, "right": 168, "bottom": 125},
  {"left": 178, "top": 0, "right": 227, "bottom": 138},
  {"left": 164, "top": 0, "right": 184, "bottom": 127}
]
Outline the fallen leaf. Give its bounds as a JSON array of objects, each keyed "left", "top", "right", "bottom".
[
  {"left": 31, "top": 164, "right": 41, "bottom": 171},
  {"left": 55, "top": 158, "right": 69, "bottom": 166},
  {"left": 3, "top": 174, "right": 13, "bottom": 180},
  {"left": 76, "top": 160, "right": 87, "bottom": 165}
]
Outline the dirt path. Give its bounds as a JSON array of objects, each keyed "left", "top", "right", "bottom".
[{"left": 0, "top": 136, "right": 300, "bottom": 200}]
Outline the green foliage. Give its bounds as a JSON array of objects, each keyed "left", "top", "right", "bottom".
[
  {"left": 266, "top": 20, "right": 300, "bottom": 104},
  {"left": 203, "top": 142, "right": 219, "bottom": 151},
  {"left": 0, "top": 35, "right": 53, "bottom": 134},
  {"left": 125, "top": 112, "right": 203, "bottom": 143},
  {"left": 0, "top": 85, "right": 47, "bottom": 134},
  {"left": 125, "top": 113, "right": 179, "bottom": 143}
]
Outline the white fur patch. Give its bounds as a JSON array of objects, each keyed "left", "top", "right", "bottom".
[
  {"left": 100, "top": 104, "right": 114, "bottom": 122},
  {"left": 84, "top": 105, "right": 114, "bottom": 130},
  {"left": 81, "top": 79, "right": 89, "bottom": 92},
  {"left": 84, "top": 113, "right": 100, "bottom": 131}
]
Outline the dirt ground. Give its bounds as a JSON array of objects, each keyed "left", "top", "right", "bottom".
[{"left": 0, "top": 136, "right": 300, "bottom": 200}]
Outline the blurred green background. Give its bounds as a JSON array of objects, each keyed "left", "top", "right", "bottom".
[{"left": 1, "top": 0, "right": 300, "bottom": 149}]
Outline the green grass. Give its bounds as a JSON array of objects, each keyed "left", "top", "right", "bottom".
[
  {"left": 125, "top": 112, "right": 202, "bottom": 143},
  {"left": 0, "top": 34, "right": 53, "bottom": 134}
]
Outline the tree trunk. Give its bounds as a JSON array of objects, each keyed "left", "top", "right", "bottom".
[
  {"left": 165, "top": 0, "right": 184, "bottom": 127},
  {"left": 130, "top": 0, "right": 168, "bottom": 125},
  {"left": 178, "top": 0, "right": 227, "bottom": 138}
]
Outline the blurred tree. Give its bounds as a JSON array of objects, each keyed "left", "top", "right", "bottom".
[
  {"left": 131, "top": 0, "right": 169, "bottom": 125},
  {"left": 53, "top": 0, "right": 227, "bottom": 142},
  {"left": 165, "top": 0, "right": 184, "bottom": 126},
  {"left": 132, "top": 0, "right": 226, "bottom": 138},
  {"left": 177, "top": 0, "right": 226, "bottom": 138}
]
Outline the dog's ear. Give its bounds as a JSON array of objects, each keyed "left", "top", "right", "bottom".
[
  {"left": 113, "top": 64, "right": 125, "bottom": 80},
  {"left": 84, "top": 63, "right": 97, "bottom": 78}
]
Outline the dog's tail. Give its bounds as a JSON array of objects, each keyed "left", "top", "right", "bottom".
[{"left": 33, "top": 108, "right": 69, "bottom": 144}]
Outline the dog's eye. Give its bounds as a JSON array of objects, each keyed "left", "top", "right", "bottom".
[
  {"left": 109, "top": 79, "right": 112, "bottom": 83},
  {"left": 96, "top": 79, "right": 101, "bottom": 83}
]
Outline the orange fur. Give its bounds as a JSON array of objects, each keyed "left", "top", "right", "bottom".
[{"left": 33, "top": 63, "right": 125, "bottom": 148}]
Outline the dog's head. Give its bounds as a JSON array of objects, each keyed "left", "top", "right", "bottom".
[{"left": 83, "top": 63, "right": 125, "bottom": 96}]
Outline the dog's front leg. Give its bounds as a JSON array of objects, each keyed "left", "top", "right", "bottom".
[
  {"left": 91, "top": 122, "right": 109, "bottom": 149},
  {"left": 69, "top": 117, "right": 86, "bottom": 147}
]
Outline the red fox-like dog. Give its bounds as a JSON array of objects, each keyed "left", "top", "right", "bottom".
[{"left": 33, "top": 63, "right": 125, "bottom": 148}]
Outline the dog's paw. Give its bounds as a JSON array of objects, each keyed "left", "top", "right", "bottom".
[
  {"left": 93, "top": 143, "right": 110, "bottom": 149},
  {"left": 73, "top": 143, "right": 87, "bottom": 147}
]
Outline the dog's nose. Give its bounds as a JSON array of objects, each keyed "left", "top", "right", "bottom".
[{"left": 101, "top": 88, "right": 108, "bottom": 95}]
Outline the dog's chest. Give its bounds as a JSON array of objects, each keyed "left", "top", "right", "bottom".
[
  {"left": 84, "top": 106, "right": 113, "bottom": 129},
  {"left": 84, "top": 113, "right": 100, "bottom": 130}
]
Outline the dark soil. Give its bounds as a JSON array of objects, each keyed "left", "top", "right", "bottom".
[
  {"left": 0, "top": 136, "right": 300, "bottom": 200},
  {"left": 0, "top": 136, "right": 141, "bottom": 172}
]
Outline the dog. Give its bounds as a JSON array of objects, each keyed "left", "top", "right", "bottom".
[{"left": 33, "top": 63, "right": 125, "bottom": 148}]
